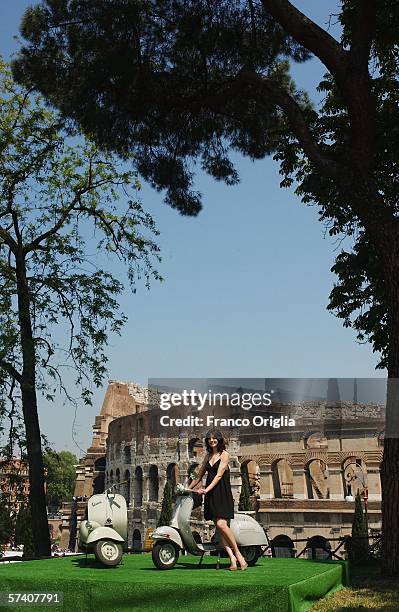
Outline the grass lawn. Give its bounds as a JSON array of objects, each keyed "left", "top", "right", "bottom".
[
  {"left": 0, "top": 554, "right": 347, "bottom": 611},
  {"left": 313, "top": 563, "right": 399, "bottom": 611}
]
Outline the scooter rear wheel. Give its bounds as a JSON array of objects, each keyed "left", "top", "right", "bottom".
[
  {"left": 94, "top": 539, "right": 123, "bottom": 566},
  {"left": 239, "top": 545, "right": 261, "bottom": 566},
  {"left": 152, "top": 542, "right": 179, "bottom": 570}
]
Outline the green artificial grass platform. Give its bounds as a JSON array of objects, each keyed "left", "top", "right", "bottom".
[{"left": 0, "top": 554, "right": 348, "bottom": 612}]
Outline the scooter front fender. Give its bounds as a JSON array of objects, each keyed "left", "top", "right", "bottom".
[
  {"left": 86, "top": 526, "right": 125, "bottom": 545},
  {"left": 151, "top": 526, "right": 183, "bottom": 550}
]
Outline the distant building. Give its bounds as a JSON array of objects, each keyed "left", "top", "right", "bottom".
[{"left": 0, "top": 458, "right": 30, "bottom": 512}]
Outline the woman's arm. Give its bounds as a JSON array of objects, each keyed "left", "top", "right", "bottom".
[
  {"left": 203, "top": 451, "right": 229, "bottom": 494},
  {"left": 188, "top": 454, "right": 209, "bottom": 489}
]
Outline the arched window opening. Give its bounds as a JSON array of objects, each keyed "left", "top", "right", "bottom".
[
  {"left": 148, "top": 465, "right": 159, "bottom": 502},
  {"left": 134, "top": 466, "right": 143, "bottom": 507}
]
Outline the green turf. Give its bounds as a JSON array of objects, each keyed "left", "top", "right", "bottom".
[{"left": 0, "top": 554, "right": 347, "bottom": 612}]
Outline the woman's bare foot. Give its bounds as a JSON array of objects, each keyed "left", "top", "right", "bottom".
[{"left": 237, "top": 554, "right": 248, "bottom": 570}]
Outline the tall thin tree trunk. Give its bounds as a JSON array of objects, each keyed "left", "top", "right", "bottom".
[
  {"left": 381, "top": 270, "right": 399, "bottom": 576},
  {"left": 381, "top": 437, "right": 399, "bottom": 575},
  {"left": 15, "top": 250, "right": 50, "bottom": 558}
]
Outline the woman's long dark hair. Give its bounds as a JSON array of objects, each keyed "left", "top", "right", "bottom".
[{"left": 205, "top": 430, "right": 227, "bottom": 455}]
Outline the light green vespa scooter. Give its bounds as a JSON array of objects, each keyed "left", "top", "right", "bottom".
[
  {"left": 151, "top": 484, "right": 268, "bottom": 569},
  {"left": 79, "top": 486, "right": 127, "bottom": 566}
]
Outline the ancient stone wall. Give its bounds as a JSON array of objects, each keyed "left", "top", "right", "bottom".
[
  {"left": 68, "top": 380, "right": 385, "bottom": 554},
  {"left": 106, "top": 399, "right": 383, "bottom": 550}
]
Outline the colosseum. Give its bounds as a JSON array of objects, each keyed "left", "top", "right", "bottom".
[{"left": 63, "top": 380, "right": 384, "bottom": 558}]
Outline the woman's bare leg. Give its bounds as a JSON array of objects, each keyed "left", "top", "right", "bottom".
[
  {"left": 216, "top": 519, "right": 248, "bottom": 568},
  {"left": 220, "top": 534, "right": 237, "bottom": 567},
  {"left": 214, "top": 520, "right": 237, "bottom": 567}
]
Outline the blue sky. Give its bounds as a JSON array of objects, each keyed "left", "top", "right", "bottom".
[{"left": 0, "top": 2, "right": 385, "bottom": 454}]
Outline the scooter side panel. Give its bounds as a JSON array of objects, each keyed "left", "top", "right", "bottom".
[{"left": 230, "top": 515, "right": 268, "bottom": 546}]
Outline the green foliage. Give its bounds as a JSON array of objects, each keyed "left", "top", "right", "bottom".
[
  {"left": 0, "top": 58, "right": 161, "bottom": 406},
  {"left": 238, "top": 464, "right": 251, "bottom": 511},
  {"left": 43, "top": 450, "right": 78, "bottom": 510},
  {"left": 15, "top": 504, "right": 35, "bottom": 559},
  {"left": 350, "top": 491, "right": 369, "bottom": 565},
  {"left": 157, "top": 481, "right": 173, "bottom": 527},
  {"left": 187, "top": 465, "right": 198, "bottom": 482},
  {"left": 0, "top": 496, "right": 14, "bottom": 550}
]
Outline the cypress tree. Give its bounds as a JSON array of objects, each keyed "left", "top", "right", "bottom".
[
  {"left": 0, "top": 497, "right": 14, "bottom": 553},
  {"left": 351, "top": 491, "right": 369, "bottom": 564},
  {"left": 15, "top": 504, "right": 35, "bottom": 560},
  {"left": 238, "top": 466, "right": 251, "bottom": 512},
  {"left": 157, "top": 482, "right": 173, "bottom": 527}
]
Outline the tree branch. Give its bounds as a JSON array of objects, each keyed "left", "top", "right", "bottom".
[
  {"left": 23, "top": 195, "right": 80, "bottom": 254},
  {"left": 261, "top": 0, "right": 347, "bottom": 77},
  {"left": 0, "top": 226, "right": 17, "bottom": 254},
  {"left": 24, "top": 177, "right": 123, "bottom": 254},
  {"left": 238, "top": 71, "right": 340, "bottom": 179},
  {"left": 76, "top": 205, "right": 124, "bottom": 253},
  {"left": 344, "top": 0, "right": 376, "bottom": 168},
  {"left": 34, "top": 336, "right": 54, "bottom": 368},
  {"left": 0, "top": 358, "right": 22, "bottom": 384},
  {"left": 261, "top": 0, "right": 376, "bottom": 171}
]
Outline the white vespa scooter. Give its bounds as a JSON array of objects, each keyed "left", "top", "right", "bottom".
[
  {"left": 151, "top": 484, "right": 268, "bottom": 569},
  {"left": 79, "top": 486, "right": 127, "bottom": 567}
]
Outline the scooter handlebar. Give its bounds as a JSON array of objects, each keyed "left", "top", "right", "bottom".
[
  {"left": 175, "top": 483, "right": 199, "bottom": 496},
  {"left": 105, "top": 480, "right": 128, "bottom": 494}
]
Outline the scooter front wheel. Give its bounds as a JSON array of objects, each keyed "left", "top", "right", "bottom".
[
  {"left": 94, "top": 539, "right": 123, "bottom": 567},
  {"left": 152, "top": 541, "right": 179, "bottom": 570}
]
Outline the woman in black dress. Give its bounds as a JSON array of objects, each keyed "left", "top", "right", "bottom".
[{"left": 188, "top": 430, "right": 248, "bottom": 570}]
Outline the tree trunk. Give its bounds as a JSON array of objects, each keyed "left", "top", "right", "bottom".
[
  {"left": 15, "top": 250, "right": 51, "bottom": 558},
  {"left": 381, "top": 266, "right": 399, "bottom": 576},
  {"left": 381, "top": 436, "right": 399, "bottom": 575}
]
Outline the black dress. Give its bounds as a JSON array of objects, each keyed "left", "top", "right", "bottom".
[{"left": 204, "top": 457, "right": 234, "bottom": 521}]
